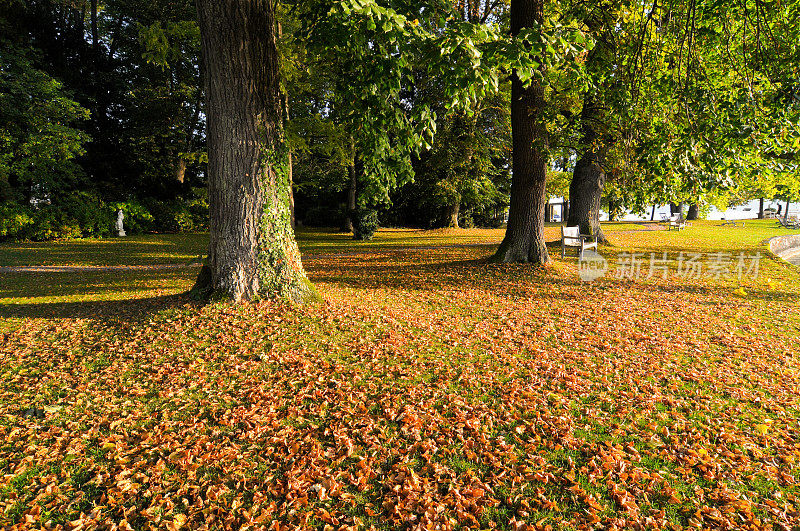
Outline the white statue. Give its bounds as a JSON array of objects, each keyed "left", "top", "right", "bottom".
[{"left": 116, "top": 209, "right": 126, "bottom": 237}]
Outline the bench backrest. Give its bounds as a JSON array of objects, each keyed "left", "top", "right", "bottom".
[{"left": 562, "top": 226, "right": 582, "bottom": 246}]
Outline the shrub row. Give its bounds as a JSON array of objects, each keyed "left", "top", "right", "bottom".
[{"left": 0, "top": 192, "right": 208, "bottom": 241}]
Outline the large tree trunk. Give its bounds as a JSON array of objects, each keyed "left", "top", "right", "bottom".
[
  {"left": 567, "top": 144, "right": 607, "bottom": 241},
  {"left": 567, "top": 80, "right": 607, "bottom": 242},
  {"left": 758, "top": 198, "right": 765, "bottom": 219},
  {"left": 287, "top": 150, "right": 295, "bottom": 229},
  {"left": 193, "top": 0, "right": 316, "bottom": 303},
  {"left": 277, "top": 21, "right": 295, "bottom": 230},
  {"left": 686, "top": 204, "right": 699, "bottom": 220},
  {"left": 493, "top": 0, "right": 549, "bottom": 264}
]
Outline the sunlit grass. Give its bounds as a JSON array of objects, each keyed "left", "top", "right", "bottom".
[{"left": 0, "top": 222, "right": 799, "bottom": 528}]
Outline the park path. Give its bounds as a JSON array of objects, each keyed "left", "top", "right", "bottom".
[
  {"left": 0, "top": 263, "right": 198, "bottom": 274},
  {"left": 0, "top": 243, "right": 497, "bottom": 273}
]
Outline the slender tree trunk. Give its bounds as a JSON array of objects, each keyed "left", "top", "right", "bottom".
[
  {"left": 651, "top": 205, "right": 656, "bottom": 221},
  {"left": 107, "top": 14, "right": 125, "bottom": 60},
  {"left": 758, "top": 198, "right": 765, "bottom": 219},
  {"left": 493, "top": 0, "right": 549, "bottom": 264},
  {"left": 686, "top": 204, "right": 699, "bottom": 220},
  {"left": 342, "top": 160, "right": 356, "bottom": 232},
  {"left": 176, "top": 97, "right": 203, "bottom": 184},
  {"left": 78, "top": 3, "right": 86, "bottom": 40},
  {"left": 90, "top": 0, "right": 99, "bottom": 51},
  {"left": 608, "top": 200, "right": 618, "bottom": 222},
  {"left": 446, "top": 198, "right": 460, "bottom": 228},
  {"left": 193, "top": 0, "right": 316, "bottom": 303}
]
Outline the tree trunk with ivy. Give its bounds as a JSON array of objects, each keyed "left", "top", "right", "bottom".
[
  {"left": 193, "top": 0, "right": 316, "bottom": 303},
  {"left": 493, "top": 0, "right": 549, "bottom": 264}
]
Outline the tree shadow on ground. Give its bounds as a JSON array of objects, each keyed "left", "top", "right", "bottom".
[
  {"left": 307, "top": 251, "right": 579, "bottom": 297},
  {"left": 0, "top": 234, "right": 208, "bottom": 267},
  {"left": 305, "top": 245, "right": 800, "bottom": 305},
  {"left": 0, "top": 293, "right": 198, "bottom": 323}
]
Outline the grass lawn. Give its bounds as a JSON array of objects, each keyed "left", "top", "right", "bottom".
[{"left": 1, "top": 220, "right": 799, "bottom": 529}]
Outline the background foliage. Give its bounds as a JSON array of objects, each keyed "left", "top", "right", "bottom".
[{"left": 1, "top": 0, "right": 799, "bottom": 241}]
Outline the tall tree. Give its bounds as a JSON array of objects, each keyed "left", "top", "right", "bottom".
[
  {"left": 565, "top": 5, "right": 614, "bottom": 242},
  {"left": 494, "top": 0, "right": 549, "bottom": 264},
  {"left": 193, "top": 0, "right": 316, "bottom": 302}
]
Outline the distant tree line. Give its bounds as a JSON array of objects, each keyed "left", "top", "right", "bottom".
[{"left": 1, "top": 0, "right": 799, "bottom": 258}]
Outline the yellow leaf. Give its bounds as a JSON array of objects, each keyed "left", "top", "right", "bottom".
[{"left": 173, "top": 513, "right": 187, "bottom": 530}]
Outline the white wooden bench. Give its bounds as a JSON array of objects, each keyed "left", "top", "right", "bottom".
[
  {"left": 561, "top": 226, "right": 598, "bottom": 259},
  {"left": 668, "top": 214, "right": 686, "bottom": 231},
  {"left": 777, "top": 217, "right": 800, "bottom": 229}
]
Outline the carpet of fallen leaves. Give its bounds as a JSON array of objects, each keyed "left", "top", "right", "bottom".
[{"left": 2, "top": 228, "right": 800, "bottom": 530}]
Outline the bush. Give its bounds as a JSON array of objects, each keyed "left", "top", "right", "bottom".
[
  {"left": 0, "top": 193, "right": 206, "bottom": 241},
  {"left": 139, "top": 199, "right": 180, "bottom": 232},
  {"left": 112, "top": 200, "right": 155, "bottom": 234},
  {"left": 186, "top": 188, "right": 209, "bottom": 231},
  {"left": 61, "top": 193, "right": 113, "bottom": 237},
  {"left": 0, "top": 203, "right": 33, "bottom": 240},
  {"left": 352, "top": 208, "right": 379, "bottom": 241},
  {"left": 1, "top": 194, "right": 113, "bottom": 241}
]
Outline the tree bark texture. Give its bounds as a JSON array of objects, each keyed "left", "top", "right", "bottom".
[
  {"left": 278, "top": 21, "right": 295, "bottom": 230},
  {"left": 686, "top": 204, "right": 699, "bottom": 220},
  {"left": 493, "top": 0, "right": 549, "bottom": 264},
  {"left": 567, "top": 92, "right": 607, "bottom": 242},
  {"left": 194, "top": 0, "right": 316, "bottom": 303}
]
